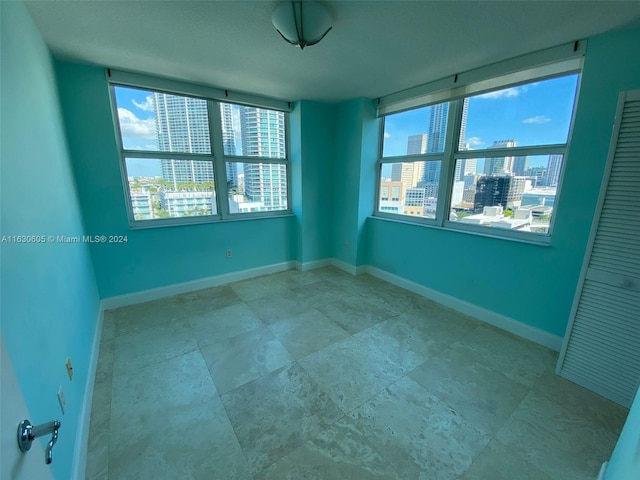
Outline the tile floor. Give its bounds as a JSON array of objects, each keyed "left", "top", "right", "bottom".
[{"left": 85, "top": 267, "right": 628, "bottom": 480}]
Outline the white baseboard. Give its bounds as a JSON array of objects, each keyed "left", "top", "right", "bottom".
[
  {"left": 331, "top": 258, "right": 364, "bottom": 276},
  {"left": 101, "top": 261, "right": 296, "bottom": 310},
  {"left": 297, "top": 257, "right": 367, "bottom": 276},
  {"left": 71, "top": 303, "right": 104, "bottom": 480},
  {"left": 295, "top": 259, "right": 332, "bottom": 272},
  {"left": 365, "top": 266, "right": 563, "bottom": 351}
]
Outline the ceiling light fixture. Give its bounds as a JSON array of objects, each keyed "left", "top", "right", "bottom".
[{"left": 271, "top": 1, "right": 332, "bottom": 50}]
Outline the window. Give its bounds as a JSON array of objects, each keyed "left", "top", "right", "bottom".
[
  {"left": 112, "top": 84, "right": 289, "bottom": 226},
  {"left": 220, "top": 103, "right": 288, "bottom": 213},
  {"left": 376, "top": 69, "right": 580, "bottom": 241}
]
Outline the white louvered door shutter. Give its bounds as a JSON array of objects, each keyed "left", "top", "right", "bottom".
[{"left": 557, "top": 90, "right": 640, "bottom": 408}]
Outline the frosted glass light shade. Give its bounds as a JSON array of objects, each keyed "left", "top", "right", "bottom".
[{"left": 272, "top": 1, "right": 332, "bottom": 49}]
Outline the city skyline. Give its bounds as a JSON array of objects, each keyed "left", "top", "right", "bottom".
[
  {"left": 115, "top": 87, "right": 245, "bottom": 178},
  {"left": 382, "top": 73, "right": 579, "bottom": 168}
]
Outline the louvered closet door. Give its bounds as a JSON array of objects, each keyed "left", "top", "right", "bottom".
[{"left": 557, "top": 90, "right": 640, "bottom": 408}]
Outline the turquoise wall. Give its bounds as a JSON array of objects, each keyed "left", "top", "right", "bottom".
[
  {"left": 294, "top": 101, "right": 335, "bottom": 264},
  {"left": 0, "top": 3, "right": 101, "bottom": 479},
  {"left": 366, "top": 25, "right": 640, "bottom": 337},
  {"left": 330, "top": 99, "right": 379, "bottom": 266},
  {"left": 54, "top": 61, "right": 296, "bottom": 298}
]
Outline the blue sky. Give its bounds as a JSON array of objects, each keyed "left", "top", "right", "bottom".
[
  {"left": 114, "top": 86, "right": 162, "bottom": 177},
  {"left": 382, "top": 74, "right": 579, "bottom": 169}
]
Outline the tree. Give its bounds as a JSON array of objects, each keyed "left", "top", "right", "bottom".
[{"left": 155, "top": 208, "right": 170, "bottom": 218}]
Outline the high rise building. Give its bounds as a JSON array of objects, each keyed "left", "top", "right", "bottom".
[
  {"left": 155, "top": 93, "right": 210, "bottom": 154},
  {"left": 407, "top": 134, "right": 428, "bottom": 155},
  {"left": 458, "top": 98, "right": 470, "bottom": 150},
  {"left": 240, "top": 106, "right": 287, "bottom": 210},
  {"left": 544, "top": 154, "right": 563, "bottom": 187},
  {"left": 418, "top": 104, "right": 449, "bottom": 184},
  {"left": 154, "top": 94, "right": 239, "bottom": 189},
  {"left": 529, "top": 166, "right": 547, "bottom": 187},
  {"left": 160, "top": 159, "right": 213, "bottom": 189},
  {"left": 155, "top": 93, "right": 214, "bottom": 187},
  {"left": 453, "top": 158, "right": 478, "bottom": 181},
  {"left": 390, "top": 134, "right": 428, "bottom": 186},
  {"left": 474, "top": 175, "right": 527, "bottom": 212},
  {"left": 220, "top": 103, "right": 239, "bottom": 189},
  {"left": 391, "top": 162, "right": 425, "bottom": 187},
  {"left": 427, "top": 103, "right": 448, "bottom": 153},
  {"left": 512, "top": 156, "right": 528, "bottom": 176},
  {"left": 484, "top": 140, "right": 517, "bottom": 175}
]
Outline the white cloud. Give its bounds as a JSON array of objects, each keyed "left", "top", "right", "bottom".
[
  {"left": 132, "top": 95, "right": 155, "bottom": 112},
  {"left": 117, "top": 108, "right": 156, "bottom": 140},
  {"left": 523, "top": 115, "right": 551, "bottom": 124},
  {"left": 477, "top": 87, "right": 522, "bottom": 100},
  {"left": 384, "top": 132, "right": 391, "bottom": 139},
  {"left": 465, "top": 136, "right": 485, "bottom": 147}
]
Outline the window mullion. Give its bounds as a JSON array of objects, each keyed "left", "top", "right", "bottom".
[
  {"left": 436, "top": 99, "right": 463, "bottom": 226},
  {"left": 380, "top": 152, "right": 444, "bottom": 163},
  {"left": 455, "top": 144, "right": 567, "bottom": 159},
  {"left": 209, "top": 100, "right": 229, "bottom": 218}
]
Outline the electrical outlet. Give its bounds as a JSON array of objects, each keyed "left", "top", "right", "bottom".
[
  {"left": 57, "top": 386, "right": 66, "bottom": 415},
  {"left": 345, "top": 242, "right": 350, "bottom": 250},
  {"left": 226, "top": 249, "right": 232, "bottom": 258},
  {"left": 65, "top": 357, "right": 73, "bottom": 381}
]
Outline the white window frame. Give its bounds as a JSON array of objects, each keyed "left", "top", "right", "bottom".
[
  {"left": 374, "top": 41, "right": 585, "bottom": 245},
  {"left": 107, "top": 70, "right": 292, "bottom": 229}
]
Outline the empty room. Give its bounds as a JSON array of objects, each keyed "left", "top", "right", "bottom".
[{"left": 2, "top": 1, "right": 640, "bottom": 479}]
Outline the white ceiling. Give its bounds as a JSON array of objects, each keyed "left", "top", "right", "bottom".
[{"left": 25, "top": 0, "right": 640, "bottom": 102}]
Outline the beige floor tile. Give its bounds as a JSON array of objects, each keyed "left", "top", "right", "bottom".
[
  {"left": 448, "top": 325, "right": 557, "bottom": 387},
  {"left": 495, "top": 389, "right": 620, "bottom": 480},
  {"left": 246, "top": 294, "right": 316, "bottom": 324},
  {"left": 87, "top": 267, "right": 621, "bottom": 480},
  {"left": 460, "top": 438, "right": 553, "bottom": 480},
  {"left": 269, "top": 269, "right": 322, "bottom": 288},
  {"left": 112, "top": 295, "right": 186, "bottom": 337},
  {"left": 200, "top": 326, "right": 293, "bottom": 394},
  {"left": 255, "top": 417, "right": 401, "bottom": 480},
  {"left": 178, "top": 284, "right": 243, "bottom": 314},
  {"left": 221, "top": 363, "right": 343, "bottom": 473},
  {"left": 299, "top": 334, "right": 408, "bottom": 414},
  {"left": 349, "top": 376, "right": 491, "bottom": 479},
  {"left": 268, "top": 309, "right": 350, "bottom": 359},
  {"left": 378, "top": 309, "right": 477, "bottom": 359},
  {"left": 409, "top": 347, "right": 529, "bottom": 434},
  {"left": 110, "top": 350, "right": 218, "bottom": 445},
  {"left": 189, "top": 302, "right": 263, "bottom": 348},
  {"left": 110, "top": 398, "right": 251, "bottom": 480},
  {"left": 109, "top": 350, "right": 249, "bottom": 479},
  {"left": 230, "top": 277, "right": 293, "bottom": 301},
  {"left": 113, "top": 319, "right": 198, "bottom": 375},
  {"left": 317, "top": 294, "right": 398, "bottom": 334},
  {"left": 288, "top": 280, "right": 346, "bottom": 307},
  {"left": 101, "top": 311, "right": 117, "bottom": 341},
  {"left": 533, "top": 370, "right": 629, "bottom": 431}
]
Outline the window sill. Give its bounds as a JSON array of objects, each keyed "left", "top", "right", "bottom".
[
  {"left": 128, "top": 212, "right": 295, "bottom": 230},
  {"left": 369, "top": 214, "right": 551, "bottom": 247}
]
